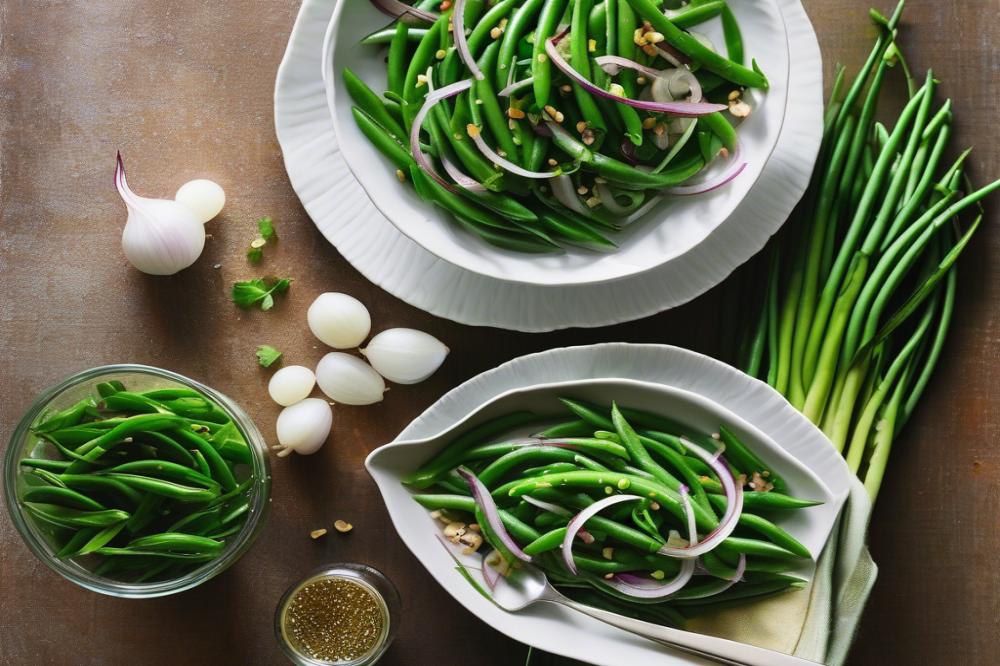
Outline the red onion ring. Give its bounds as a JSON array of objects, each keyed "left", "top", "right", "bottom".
[
  {"left": 468, "top": 125, "right": 558, "bottom": 179},
  {"left": 664, "top": 142, "right": 748, "bottom": 196},
  {"left": 369, "top": 0, "right": 437, "bottom": 23},
  {"left": 452, "top": 0, "right": 484, "bottom": 81},
  {"left": 602, "top": 486, "right": 698, "bottom": 599},
  {"left": 594, "top": 55, "right": 663, "bottom": 80},
  {"left": 562, "top": 494, "right": 642, "bottom": 575},
  {"left": 411, "top": 78, "right": 473, "bottom": 190},
  {"left": 545, "top": 34, "right": 724, "bottom": 117},
  {"left": 551, "top": 174, "right": 591, "bottom": 216},
  {"left": 458, "top": 467, "right": 532, "bottom": 562},
  {"left": 658, "top": 439, "right": 744, "bottom": 558},
  {"left": 522, "top": 495, "right": 595, "bottom": 543},
  {"left": 655, "top": 43, "right": 692, "bottom": 68},
  {"left": 441, "top": 154, "right": 487, "bottom": 193}
]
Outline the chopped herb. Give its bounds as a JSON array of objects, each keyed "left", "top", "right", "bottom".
[
  {"left": 232, "top": 277, "right": 291, "bottom": 311},
  {"left": 258, "top": 217, "right": 276, "bottom": 240},
  {"left": 247, "top": 217, "right": 276, "bottom": 264},
  {"left": 256, "top": 345, "right": 283, "bottom": 367}
]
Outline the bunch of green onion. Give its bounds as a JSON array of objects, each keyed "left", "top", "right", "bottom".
[{"left": 729, "top": 0, "right": 998, "bottom": 501}]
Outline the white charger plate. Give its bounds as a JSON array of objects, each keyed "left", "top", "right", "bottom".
[
  {"left": 274, "top": 0, "right": 822, "bottom": 330},
  {"left": 324, "top": 0, "right": 790, "bottom": 286},
  {"left": 366, "top": 343, "right": 852, "bottom": 665}
]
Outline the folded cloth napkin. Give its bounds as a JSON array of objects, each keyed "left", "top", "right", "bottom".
[{"left": 687, "top": 476, "right": 877, "bottom": 665}]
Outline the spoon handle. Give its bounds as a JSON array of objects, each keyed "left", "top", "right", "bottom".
[{"left": 548, "top": 593, "right": 820, "bottom": 666}]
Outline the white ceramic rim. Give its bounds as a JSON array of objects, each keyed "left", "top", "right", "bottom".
[
  {"left": 274, "top": 0, "right": 823, "bottom": 330},
  {"left": 364, "top": 343, "right": 852, "bottom": 665},
  {"left": 323, "top": 0, "right": 790, "bottom": 286}
]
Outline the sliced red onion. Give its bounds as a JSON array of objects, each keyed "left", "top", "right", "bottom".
[
  {"left": 603, "top": 486, "right": 697, "bottom": 599},
  {"left": 411, "top": 78, "right": 473, "bottom": 190},
  {"left": 664, "top": 142, "right": 747, "bottom": 196},
  {"left": 654, "top": 43, "right": 691, "bottom": 68},
  {"left": 468, "top": 125, "right": 558, "bottom": 179},
  {"left": 545, "top": 35, "right": 724, "bottom": 117},
  {"left": 498, "top": 76, "right": 535, "bottom": 97},
  {"left": 370, "top": 0, "right": 437, "bottom": 23},
  {"left": 651, "top": 69, "right": 703, "bottom": 104},
  {"left": 522, "top": 495, "right": 595, "bottom": 543},
  {"left": 658, "top": 439, "right": 744, "bottom": 558},
  {"left": 522, "top": 495, "right": 571, "bottom": 517},
  {"left": 595, "top": 182, "right": 633, "bottom": 216},
  {"left": 551, "top": 174, "right": 591, "bottom": 216},
  {"left": 594, "top": 55, "right": 662, "bottom": 80},
  {"left": 458, "top": 467, "right": 532, "bottom": 562},
  {"left": 441, "top": 154, "right": 487, "bottom": 193},
  {"left": 452, "top": 0, "right": 483, "bottom": 81},
  {"left": 562, "top": 494, "right": 642, "bottom": 575}
]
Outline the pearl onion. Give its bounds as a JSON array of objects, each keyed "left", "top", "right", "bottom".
[
  {"left": 267, "top": 365, "right": 316, "bottom": 407},
  {"left": 175, "top": 179, "right": 226, "bottom": 223}
]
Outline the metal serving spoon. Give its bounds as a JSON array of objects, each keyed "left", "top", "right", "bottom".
[{"left": 490, "top": 563, "right": 820, "bottom": 666}]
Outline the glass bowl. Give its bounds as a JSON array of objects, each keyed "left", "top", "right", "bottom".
[
  {"left": 274, "top": 563, "right": 401, "bottom": 666},
  {"left": 3, "top": 364, "right": 272, "bottom": 598}
]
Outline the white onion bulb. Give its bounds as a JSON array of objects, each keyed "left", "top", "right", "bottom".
[
  {"left": 361, "top": 328, "right": 449, "bottom": 385},
  {"left": 268, "top": 365, "right": 316, "bottom": 407},
  {"left": 315, "top": 352, "right": 386, "bottom": 405},
  {"left": 115, "top": 154, "right": 205, "bottom": 275},
  {"left": 175, "top": 179, "right": 226, "bottom": 223},
  {"left": 307, "top": 293, "right": 372, "bottom": 349},
  {"left": 275, "top": 398, "right": 332, "bottom": 457}
]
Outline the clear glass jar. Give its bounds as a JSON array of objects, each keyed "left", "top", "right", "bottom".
[
  {"left": 3, "top": 364, "right": 272, "bottom": 598},
  {"left": 275, "top": 563, "right": 401, "bottom": 666}
]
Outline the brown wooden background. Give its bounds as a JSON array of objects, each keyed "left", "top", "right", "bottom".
[{"left": 1, "top": 1, "right": 996, "bottom": 664}]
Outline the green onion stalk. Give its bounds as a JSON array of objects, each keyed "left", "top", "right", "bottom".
[{"left": 727, "top": 0, "right": 998, "bottom": 503}]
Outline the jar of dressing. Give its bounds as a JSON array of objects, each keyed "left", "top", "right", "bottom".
[{"left": 275, "top": 563, "right": 400, "bottom": 665}]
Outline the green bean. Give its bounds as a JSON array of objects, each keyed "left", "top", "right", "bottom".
[
  {"left": 611, "top": 404, "right": 681, "bottom": 491},
  {"left": 706, "top": 489, "right": 820, "bottom": 511},
  {"left": 21, "top": 486, "right": 106, "bottom": 511},
  {"left": 20, "top": 458, "right": 72, "bottom": 473},
  {"left": 473, "top": 68, "right": 521, "bottom": 162},
  {"left": 622, "top": 0, "right": 767, "bottom": 89},
  {"left": 523, "top": 461, "right": 582, "bottom": 477},
  {"left": 720, "top": 4, "right": 744, "bottom": 64},
  {"left": 100, "top": 460, "right": 220, "bottom": 490},
  {"left": 140, "top": 431, "right": 197, "bottom": 467},
  {"left": 568, "top": 0, "right": 607, "bottom": 148},
  {"left": 24, "top": 503, "right": 130, "bottom": 529},
  {"left": 57, "top": 474, "right": 144, "bottom": 505},
  {"left": 667, "top": 0, "right": 724, "bottom": 29},
  {"left": 497, "top": 0, "right": 545, "bottom": 89},
  {"left": 734, "top": 511, "right": 812, "bottom": 558},
  {"left": 105, "top": 474, "right": 218, "bottom": 502},
  {"left": 170, "top": 428, "right": 238, "bottom": 492},
  {"left": 35, "top": 398, "right": 96, "bottom": 433},
  {"left": 507, "top": 470, "right": 717, "bottom": 531},
  {"left": 76, "top": 522, "right": 128, "bottom": 557},
  {"left": 532, "top": 0, "right": 570, "bottom": 109},
  {"left": 57, "top": 527, "right": 99, "bottom": 558},
  {"left": 128, "top": 533, "right": 224, "bottom": 555},
  {"left": 94, "top": 547, "right": 217, "bottom": 561},
  {"left": 30, "top": 467, "right": 67, "bottom": 488},
  {"left": 467, "top": 0, "right": 520, "bottom": 56},
  {"left": 718, "top": 426, "right": 787, "bottom": 492},
  {"left": 534, "top": 419, "right": 594, "bottom": 438},
  {"left": 387, "top": 23, "right": 409, "bottom": 97},
  {"left": 715, "top": 536, "right": 805, "bottom": 561},
  {"left": 352, "top": 107, "right": 415, "bottom": 172},
  {"left": 478, "top": 446, "right": 586, "bottom": 486}
]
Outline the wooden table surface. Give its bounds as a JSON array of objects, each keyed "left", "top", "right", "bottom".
[{"left": 1, "top": 1, "right": 996, "bottom": 664}]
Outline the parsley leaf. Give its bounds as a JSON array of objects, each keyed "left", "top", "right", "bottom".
[
  {"left": 232, "top": 277, "right": 292, "bottom": 310},
  {"left": 255, "top": 345, "right": 283, "bottom": 367},
  {"left": 246, "top": 218, "right": 276, "bottom": 264},
  {"left": 257, "top": 217, "right": 276, "bottom": 240}
]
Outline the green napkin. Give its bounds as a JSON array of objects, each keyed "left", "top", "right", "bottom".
[{"left": 687, "top": 476, "right": 877, "bottom": 665}]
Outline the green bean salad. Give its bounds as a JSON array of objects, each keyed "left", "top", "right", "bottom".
[
  {"left": 17, "top": 380, "right": 256, "bottom": 583},
  {"left": 405, "top": 398, "right": 818, "bottom": 625},
  {"left": 348, "top": 0, "right": 763, "bottom": 253}
]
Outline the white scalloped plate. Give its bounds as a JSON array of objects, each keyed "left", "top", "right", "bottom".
[
  {"left": 366, "top": 343, "right": 852, "bottom": 665},
  {"left": 274, "top": 0, "right": 822, "bottom": 330},
  {"left": 324, "top": 0, "right": 789, "bottom": 286}
]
